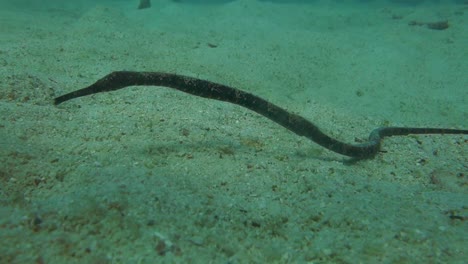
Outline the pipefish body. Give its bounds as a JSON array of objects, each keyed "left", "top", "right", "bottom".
[{"left": 54, "top": 71, "right": 467, "bottom": 159}]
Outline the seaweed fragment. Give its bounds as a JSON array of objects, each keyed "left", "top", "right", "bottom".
[
  {"left": 138, "top": 0, "right": 151, "bottom": 9},
  {"left": 409, "top": 20, "right": 449, "bottom": 30}
]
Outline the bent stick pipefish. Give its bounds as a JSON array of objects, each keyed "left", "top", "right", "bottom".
[{"left": 54, "top": 71, "right": 468, "bottom": 159}]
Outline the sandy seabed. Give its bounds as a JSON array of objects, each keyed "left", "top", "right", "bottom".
[{"left": 0, "top": 0, "right": 466, "bottom": 263}]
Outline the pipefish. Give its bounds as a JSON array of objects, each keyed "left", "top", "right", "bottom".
[{"left": 54, "top": 71, "right": 467, "bottom": 159}]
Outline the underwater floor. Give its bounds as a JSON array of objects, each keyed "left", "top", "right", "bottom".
[{"left": 0, "top": 0, "right": 467, "bottom": 263}]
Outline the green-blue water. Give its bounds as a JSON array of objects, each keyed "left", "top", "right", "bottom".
[{"left": 0, "top": 0, "right": 466, "bottom": 263}]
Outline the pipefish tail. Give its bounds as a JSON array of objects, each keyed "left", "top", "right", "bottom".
[{"left": 54, "top": 71, "right": 467, "bottom": 159}]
